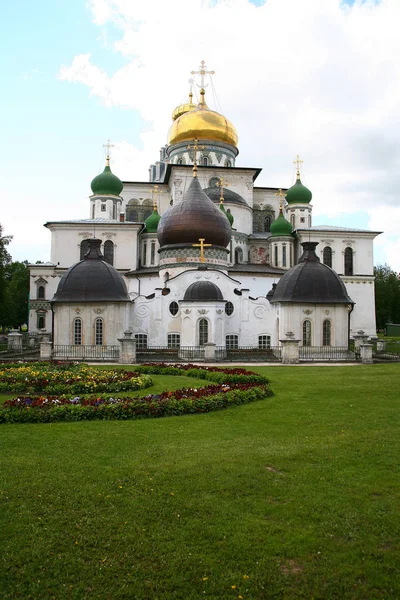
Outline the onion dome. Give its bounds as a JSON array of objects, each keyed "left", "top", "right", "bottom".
[
  {"left": 90, "top": 158, "right": 123, "bottom": 197},
  {"left": 144, "top": 206, "right": 161, "bottom": 233},
  {"left": 168, "top": 89, "right": 238, "bottom": 149},
  {"left": 172, "top": 90, "right": 197, "bottom": 121},
  {"left": 157, "top": 175, "right": 231, "bottom": 248},
  {"left": 268, "top": 242, "right": 354, "bottom": 304},
  {"left": 52, "top": 239, "right": 129, "bottom": 303},
  {"left": 285, "top": 176, "right": 312, "bottom": 205},
  {"left": 203, "top": 183, "right": 247, "bottom": 206},
  {"left": 270, "top": 209, "right": 293, "bottom": 236},
  {"left": 183, "top": 281, "right": 224, "bottom": 302}
]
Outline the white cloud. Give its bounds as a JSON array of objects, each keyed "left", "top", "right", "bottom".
[{"left": 55, "top": 0, "right": 400, "bottom": 266}]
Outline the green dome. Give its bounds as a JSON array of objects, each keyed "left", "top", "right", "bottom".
[
  {"left": 144, "top": 208, "right": 161, "bottom": 233},
  {"left": 226, "top": 207, "right": 234, "bottom": 226},
  {"left": 285, "top": 177, "right": 312, "bottom": 205},
  {"left": 270, "top": 210, "right": 293, "bottom": 237},
  {"left": 91, "top": 161, "right": 123, "bottom": 197}
]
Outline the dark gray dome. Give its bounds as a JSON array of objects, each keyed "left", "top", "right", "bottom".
[
  {"left": 157, "top": 176, "right": 231, "bottom": 248},
  {"left": 203, "top": 184, "right": 247, "bottom": 206},
  {"left": 52, "top": 239, "right": 130, "bottom": 303},
  {"left": 269, "top": 242, "right": 354, "bottom": 305},
  {"left": 183, "top": 281, "right": 224, "bottom": 302}
]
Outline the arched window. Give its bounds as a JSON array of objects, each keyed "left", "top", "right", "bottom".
[
  {"left": 95, "top": 318, "right": 103, "bottom": 345},
  {"left": 199, "top": 319, "right": 208, "bottom": 346},
  {"left": 142, "top": 242, "right": 147, "bottom": 266},
  {"left": 150, "top": 242, "right": 156, "bottom": 266},
  {"left": 126, "top": 199, "right": 140, "bottom": 222},
  {"left": 323, "top": 246, "right": 332, "bottom": 268},
  {"left": 322, "top": 320, "right": 331, "bottom": 346},
  {"left": 308, "top": 215, "right": 312, "bottom": 227},
  {"left": 177, "top": 158, "right": 183, "bottom": 165},
  {"left": 225, "top": 160, "right": 231, "bottom": 167},
  {"left": 274, "top": 246, "right": 278, "bottom": 267},
  {"left": 37, "top": 314, "right": 45, "bottom": 329},
  {"left": 282, "top": 245, "right": 287, "bottom": 267},
  {"left": 168, "top": 333, "right": 180, "bottom": 349},
  {"left": 303, "top": 320, "right": 312, "bottom": 346},
  {"left": 203, "top": 156, "right": 208, "bottom": 166},
  {"left": 73, "top": 318, "right": 82, "bottom": 345},
  {"left": 264, "top": 215, "right": 272, "bottom": 232},
  {"left": 104, "top": 240, "right": 114, "bottom": 266},
  {"left": 344, "top": 247, "right": 353, "bottom": 275},
  {"left": 37, "top": 286, "right": 45, "bottom": 299},
  {"left": 290, "top": 214, "right": 295, "bottom": 228},
  {"left": 234, "top": 247, "right": 243, "bottom": 264},
  {"left": 226, "top": 335, "right": 238, "bottom": 349},
  {"left": 80, "top": 240, "right": 90, "bottom": 260}
]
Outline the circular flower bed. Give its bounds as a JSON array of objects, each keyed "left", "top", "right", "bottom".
[{"left": 0, "top": 363, "right": 273, "bottom": 424}]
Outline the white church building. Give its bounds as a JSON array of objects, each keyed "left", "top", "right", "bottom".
[{"left": 29, "top": 64, "right": 380, "bottom": 356}]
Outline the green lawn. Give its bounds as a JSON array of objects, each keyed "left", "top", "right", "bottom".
[{"left": 1, "top": 364, "right": 400, "bottom": 599}]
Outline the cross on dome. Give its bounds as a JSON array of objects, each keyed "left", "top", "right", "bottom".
[
  {"left": 187, "top": 138, "right": 205, "bottom": 176},
  {"left": 149, "top": 184, "right": 162, "bottom": 210},
  {"left": 217, "top": 177, "right": 229, "bottom": 202},
  {"left": 293, "top": 154, "right": 303, "bottom": 177},
  {"left": 275, "top": 188, "right": 286, "bottom": 210},
  {"left": 103, "top": 139, "right": 115, "bottom": 166},
  {"left": 191, "top": 60, "right": 215, "bottom": 91}
]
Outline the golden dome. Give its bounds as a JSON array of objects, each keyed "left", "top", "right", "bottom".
[
  {"left": 168, "top": 90, "right": 238, "bottom": 148},
  {"left": 172, "top": 91, "right": 197, "bottom": 121}
]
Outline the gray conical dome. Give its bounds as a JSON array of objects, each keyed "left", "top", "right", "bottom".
[{"left": 52, "top": 239, "right": 130, "bottom": 303}]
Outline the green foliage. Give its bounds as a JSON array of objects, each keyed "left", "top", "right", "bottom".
[
  {"left": 0, "top": 224, "right": 13, "bottom": 323},
  {"left": 374, "top": 263, "right": 400, "bottom": 330}
]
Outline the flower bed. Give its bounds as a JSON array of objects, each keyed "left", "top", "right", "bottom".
[
  {"left": 0, "top": 364, "right": 153, "bottom": 394},
  {"left": 0, "top": 363, "right": 273, "bottom": 424}
]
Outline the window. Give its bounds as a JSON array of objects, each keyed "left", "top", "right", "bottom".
[
  {"left": 95, "top": 318, "right": 103, "bottom": 345},
  {"left": 258, "top": 335, "right": 271, "bottom": 349},
  {"left": 344, "top": 247, "right": 353, "bottom": 275},
  {"left": 177, "top": 158, "right": 183, "bottom": 165},
  {"left": 80, "top": 240, "right": 90, "bottom": 260},
  {"left": 300, "top": 217, "right": 305, "bottom": 223},
  {"left": 74, "top": 318, "right": 82, "bottom": 345},
  {"left": 234, "top": 248, "right": 243, "bottom": 264},
  {"left": 290, "top": 214, "right": 295, "bottom": 228},
  {"left": 37, "top": 286, "right": 45, "bottom": 299},
  {"left": 274, "top": 246, "right": 278, "bottom": 266},
  {"left": 135, "top": 334, "right": 148, "bottom": 349},
  {"left": 203, "top": 156, "right": 208, "bottom": 166},
  {"left": 302, "top": 320, "right": 312, "bottom": 346},
  {"left": 264, "top": 215, "right": 272, "bottom": 232},
  {"left": 143, "top": 210, "right": 152, "bottom": 220},
  {"left": 226, "top": 335, "right": 238, "bottom": 349},
  {"left": 308, "top": 215, "right": 312, "bottom": 227},
  {"left": 322, "top": 320, "right": 331, "bottom": 346},
  {"left": 104, "top": 240, "right": 114, "bottom": 266},
  {"left": 37, "top": 314, "right": 45, "bottom": 330},
  {"left": 168, "top": 334, "right": 180, "bottom": 349},
  {"left": 101, "top": 204, "right": 106, "bottom": 211},
  {"left": 112, "top": 203, "right": 117, "bottom": 220},
  {"left": 282, "top": 245, "right": 287, "bottom": 267},
  {"left": 150, "top": 242, "right": 156, "bottom": 266},
  {"left": 323, "top": 246, "right": 332, "bottom": 268},
  {"left": 225, "top": 160, "right": 231, "bottom": 167},
  {"left": 143, "top": 242, "right": 147, "bottom": 266},
  {"left": 169, "top": 301, "right": 179, "bottom": 316},
  {"left": 225, "top": 301, "right": 234, "bottom": 316},
  {"left": 92, "top": 204, "right": 95, "bottom": 219},
  {"left": 199, "top": 319, "right": 208, "bottom": 346}
]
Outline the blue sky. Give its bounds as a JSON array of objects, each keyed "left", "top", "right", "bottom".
[{"left": 2, "top": 0, "right": 398, "bottom": 269}]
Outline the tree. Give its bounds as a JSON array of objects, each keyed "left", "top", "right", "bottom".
[
  {"left": 374, "top": 264, "right": 400, "bottom": 330},
  {"left": 0, "top": 225, "right": 13, "bottom": 327}
]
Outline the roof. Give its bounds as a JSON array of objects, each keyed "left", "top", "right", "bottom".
[
  {"left": 183, "top": 281, "right": 224, "bottom": 302},
  {"left": 228, "top": 264, "right": 285, "bottom": 275},
  {"left": 123, "top": 164, "right": 263, "bottom": 186},
  {"left": 298, "top": 225, "right": 382, "bottom": 234}
]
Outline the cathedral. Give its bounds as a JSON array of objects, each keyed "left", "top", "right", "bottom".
[{"left": 29, "top": 63, "right": 379, "bottom": 355}]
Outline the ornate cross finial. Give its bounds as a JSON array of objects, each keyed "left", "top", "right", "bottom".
[
  {"left": 191, "top": 60, "right": 215, "bottom": 90},
  {"left": 149, "top": 184, "right": 162, "bottom": 210},
  {"left": 103, "top": 139, "right": 114, "bottom": 165},
  {"left": 293, "top": 154, "right": 303, "bottom": 177},
  {"left": 275, "top": 188, "right": 286, "bottom": 210},
  {"left": 187, "top": 138, "right": 205, "bottom": 176},
  {"left": 192, "top": 238, "right": 212, "bottom": 263},
  {"left": 217, "top": 177, "right": 229, "bottom": 203}
]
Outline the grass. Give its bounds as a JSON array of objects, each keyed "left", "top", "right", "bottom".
[{"left": 1, "top": 364, "right": 400, "bottom": 599}]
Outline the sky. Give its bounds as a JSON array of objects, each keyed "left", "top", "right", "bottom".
[{"left": 2, "top": 0, "right": 400, "bottom": 270}]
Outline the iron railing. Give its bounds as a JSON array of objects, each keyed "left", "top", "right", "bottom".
[
  {"left": 299, "top": 346, "right": 356, "bottom": 362},
  {"left": 53, "top": 345, "right": 119, "bottom": 361},
  {"left": 136, "top": 346, "right": 180, "bottom": 362},
  {"left": 0, "top": 333, "right": 41, "bottom": 358},
  {"left": 226, "top": 346, "right": 282, "bottom": 362}
]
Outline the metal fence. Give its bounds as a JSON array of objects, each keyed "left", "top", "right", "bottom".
[
  {"left": 136, "top": 346, "right": 180, "bottom": 362},
  {"left": 226, "top": 346, "right": 282, "bottom": 362},
  {"left": 53, "top": 345, "right": 120, "bottom": 361},
  {"left": 0, "top": 333, "right": 41, "bottom": 359},
  {"left": 299, "top": 346, "right": 357, "bottom": 362}
]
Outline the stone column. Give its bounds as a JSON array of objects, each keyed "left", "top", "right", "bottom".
[
  {"left": 8, "top": 330, "right": 23, "bottom": 351},
  {"left": 118, "top": 331, "right": 136, "bottom": 364},
  {"left": 204, "top": 343, "right": 216, "bottom": 362},
  {"left": 280, "top": 332, "right": 300, "bottom": 364},
  {"left": 376, "top": 340, "right": 386, "bottom": 353},
  {"left": 40, "top": 340, "right": 53, "bottom": 360},
  {"left": 360, "top": 344, "right": 373, "bottom": 364},
  {"left": 353, "top": 330, "right": 369, "bottom": 349}
]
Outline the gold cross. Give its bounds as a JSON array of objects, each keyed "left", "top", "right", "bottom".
[
  {"left": 103, "top": 139, "right": 114, "bottom": 160},
  {"left": 191, "top": 60, "right": 215, "bottom": 90},
  {"left": 275, "top": 188, "right": 286, "bottom": 210},
  {"left": 192, "top": 238, "right": 212, "bottom": 263},
  {"left": 188, "top": 138, "right": 205, "bottom": 176},
  {"left": 149, "top": 184, "right": 162, "bottom": 210},
  {"left": 217, "top": 177, "right": 229, "bottom": 202},
  {"left": 293, "top": 154, "right": 303, "bottom": 176}
]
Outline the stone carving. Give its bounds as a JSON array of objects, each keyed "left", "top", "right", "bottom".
[
  {"left": 216, "top": 309, "right": 224, "bottom": 315},
  {"left": 303, "top": 309, "right": 313, "bottom": 315},
  {"left": 75, "top": 308, "right": 81, "bottom": 314},
  {"left": 254, "top": 305, "right": 266, "bottom": 319},
  {"left": 183, "top": 308, "right": 191, "bottom": 314},
  {"left": 198, "top": 309, "right": 209, "bottom": 315},
  {"left": 94, "top": 308, "right": 104, "bottom": 314},
  {"left": 136, "top": 304, "right": 150, "bottom": 318},
  {"left": 324, "top": 310, "right": 330, "bottom": 315}
]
